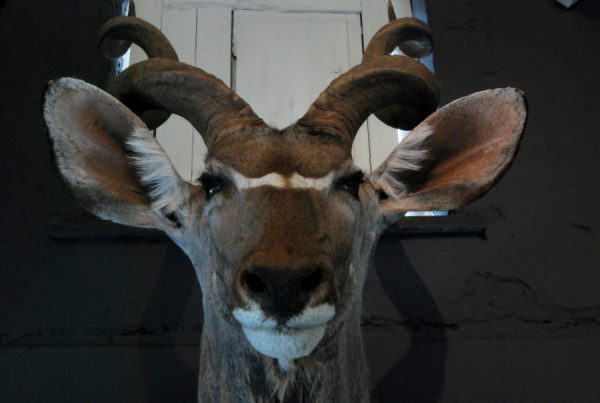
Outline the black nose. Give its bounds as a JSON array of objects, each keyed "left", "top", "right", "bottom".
[{"left": 240, "top": 265, "right": 331, "bottom": 323}]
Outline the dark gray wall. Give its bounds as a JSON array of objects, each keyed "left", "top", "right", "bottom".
[
  {"left": 1, "top": 0, "right": 599, "bottom": 402},
  {"left": 363, "top": 1, "right": 600, "bottom": 401},
  {"left": 1, "top": 1, "right": 198, "bottom": 402}
]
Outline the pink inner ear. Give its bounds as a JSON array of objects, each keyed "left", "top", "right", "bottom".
[{"left": 386, "top": 88, "right": 526, "bottom": 212}]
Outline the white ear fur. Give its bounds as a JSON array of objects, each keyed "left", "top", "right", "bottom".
[
  {"left": 368, "top": 123, "right": 432, "bottom": 199},
  {"left": 126, "top": 127, "right": 189, "bottom": 218}
]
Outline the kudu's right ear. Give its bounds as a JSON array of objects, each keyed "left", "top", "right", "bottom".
[
  {"left": 43, "top": 78, "right": 189, "bottom": 230},
  {"left": 369, "top": 88, "right": 526, "bottom": 223}
]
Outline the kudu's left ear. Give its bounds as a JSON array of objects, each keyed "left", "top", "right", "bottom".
[
  {"left": 43, "top": 78, "right": 189, "bottom": 230},
  {"left": 369, "top": 88, "right": 526, "bottom": 221}
]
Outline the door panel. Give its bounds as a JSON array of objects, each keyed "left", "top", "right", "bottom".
[
  {"left": 157, "top": 7, "right": 197, "bottom": 180},
  {"left": 130, "top": 0, "right": 413, "bottom": 179},
  {"left": 192, "top": 7, "right": 232, "bottom": 177},
  {"left": 233, "top": 10, "right": 370, "bottom": 170}
]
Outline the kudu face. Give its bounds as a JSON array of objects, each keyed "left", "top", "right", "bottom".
[
  {"left": 174, "top": 127, "right": 380, "bottom": 368},
  {"left": 43, "top": 15, "right": 526, "bottom": 382}
]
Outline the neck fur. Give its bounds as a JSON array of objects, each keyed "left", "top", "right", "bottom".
[{"left": 197, "top": 297, "right": 369, "bottom": 403}]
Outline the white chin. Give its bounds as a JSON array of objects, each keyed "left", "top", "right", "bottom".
[
  {"left": 241, "top": 324, "right": 327, "bottom": 362},
  {"left": 232, "top": 303, "right": 336, "bottom": 370}
]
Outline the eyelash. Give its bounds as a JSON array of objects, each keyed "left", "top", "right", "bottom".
[
  {"left": 335, "top": 171, "right": 364, "bottom": 200},
  {"left": 198, "top": 173, "right": 227, "bottom": 200}
]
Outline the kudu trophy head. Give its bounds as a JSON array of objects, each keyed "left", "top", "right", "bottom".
[{"left": 43, "top": 13, "right": 526, "bottom": 402}]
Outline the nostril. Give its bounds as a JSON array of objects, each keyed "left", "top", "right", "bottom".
[
  {"left": 243, "top": 271, "right": 266, "bottom": 294},
  {"left": 239, "top": 265, "right": 332, "bottom": 322},
  {"left": 301, "top": 268, "right": 323, "bottom": 293}
]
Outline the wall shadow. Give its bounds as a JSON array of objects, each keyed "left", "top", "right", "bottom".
[
  {"left": 136, "top": 242, "right": 202, "bottom": 402},
  {"left": 370, "top": 237, "right": 447, "bottom": 403},
  {"left": 574, "top": 0, "right": 600, "bottom": 21}
]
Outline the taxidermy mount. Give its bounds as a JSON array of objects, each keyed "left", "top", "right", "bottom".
[{"left": 43, "top": 8, "right": 526, "bottom": 403}]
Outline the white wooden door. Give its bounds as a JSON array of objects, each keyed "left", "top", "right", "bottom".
[
  {"left": 131, "top": 0, "right": 415, "bottom": 180},
  {"left": 233, "top": 10, "right": 370, "bottom": 168}
]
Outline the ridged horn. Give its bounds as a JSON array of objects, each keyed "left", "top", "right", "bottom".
[
  {"left": 99, "top": 16, "right": 263, "bottom": 146},
  {"left": 363, "top": 17, "right": 434, "bottom": 62},
  {"left": 298, "top": 17, "right": 439, "bottom": 146},
  {"left": 110, "top": 58, "right": 264, "bottom": 147},
  {"left": 99, "top": 16, "right": 178, "bottom": 61}
]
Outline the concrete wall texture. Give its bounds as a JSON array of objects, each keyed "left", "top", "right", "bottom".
[{"left": 1, "top": 0, "right": 599, "bottom": 402}]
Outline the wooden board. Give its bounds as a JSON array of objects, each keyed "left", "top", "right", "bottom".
[{"left": 129, "top": 0, "right": 416, "bottom": 176}]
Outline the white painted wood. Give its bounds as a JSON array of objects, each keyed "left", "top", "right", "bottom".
[
  {"left": 129, "top": 0, "right": 163, "bottom": 64},
  {"left": 387, "top": 0, "right": 413, "bottom": 20},
  {"left": 361, "top": 0, "right": 413, "bottom": 172},
  {"left": 194, "top": 8, "right": 231, "bottom": 85},
  {"left": 232, "top": 11, "right": 359, "bottom": 127},
  {"left": 233, "top": 10, "right": 370, "bottom": 171},
  {"left": 192, "top": 7, "right": 232, "bottom": 178},
  {"left": 156, "top": 7, "right": 197, "bottom": 181},
  {"left": 166, "top": 0, "right": 362, "bottom": 13}
]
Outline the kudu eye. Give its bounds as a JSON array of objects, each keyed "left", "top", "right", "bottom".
[
  {"left": 335, "top": 171, "right": 364, "bottom": 200},
  {"left": 199, "top": 173, "right": 227, "bottom": 200}
]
